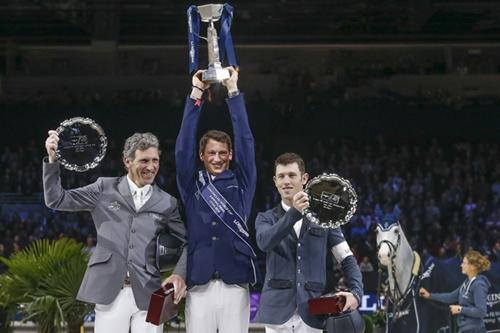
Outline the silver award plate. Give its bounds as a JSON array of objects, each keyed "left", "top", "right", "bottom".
[
  {"left": 55, "top": 117, "right": 107, "bottom": 172},
  {"left": 304, "top": 173, "right": 358, "bottom": 229}
]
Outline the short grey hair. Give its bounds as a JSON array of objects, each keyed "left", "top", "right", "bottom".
[{"left": 122, "top": 132, "right": 160, "bottom": 160}]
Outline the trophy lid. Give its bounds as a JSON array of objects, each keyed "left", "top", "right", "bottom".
[{"left": 197, "top": 4, "right": 224, "bottom": 22}]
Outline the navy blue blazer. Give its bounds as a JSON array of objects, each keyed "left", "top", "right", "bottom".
[
  {"left": 175, "top": 94, "right": 257, "bottom": 287},
  {"left": 255, "top": 204, "right": 363, "bottom": 329}
]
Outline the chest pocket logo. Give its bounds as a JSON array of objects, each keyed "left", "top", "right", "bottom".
[
  {"left": 149, "top": 213, "right": 164, "bottom": 224},
  {"left": 107, "top": 201, "right": 121, "bottom": 211}
]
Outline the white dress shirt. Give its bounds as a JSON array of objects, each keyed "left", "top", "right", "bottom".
[{"left": 127, "top": 176, "right": 152, "bottom": 211}]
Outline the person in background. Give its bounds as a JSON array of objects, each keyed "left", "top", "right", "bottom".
[{"left": 420, "top": 250, "right": 491, "bottom": 333}]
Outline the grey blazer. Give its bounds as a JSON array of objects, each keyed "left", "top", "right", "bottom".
[{"left": 43, "top": 159, "right": 187, "bottom": 310}]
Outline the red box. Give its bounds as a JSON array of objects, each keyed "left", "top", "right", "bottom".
[
  {"left": 308, "top": 295, "right": 346, "bottom": 316},
  {"left": 146, "top": 284, "right": 178, "bottom": 325}
]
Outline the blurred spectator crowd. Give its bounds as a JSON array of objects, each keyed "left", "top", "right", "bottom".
[
  {"left": 1, "top": 61, "right": 500, "bottom": 288},
  {"left": 1, "top": 128, "right": 499, "bottom": 287}
]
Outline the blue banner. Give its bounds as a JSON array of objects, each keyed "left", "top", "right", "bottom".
[
  {"left": 219, "top": 3, "right": 238, "bottom": 69},
  {"left": 187, "top": 5, "right": 200, "bottom": 74},
  {"left": 186, "top": 3, "right": 238, "bottom": 74},
  {"left": 196, "top": 170, "right": 255, "bottom": 257}
]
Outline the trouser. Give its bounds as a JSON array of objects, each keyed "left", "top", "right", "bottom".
[
  {"left": 265, "top": 311, "right": 322, "bottom": 333},
  {"left": 186, "top": 279, "right": 250, "bottom": 333},
  {"left": 94, "top": 286, "right": 163, "bottom": 333}
]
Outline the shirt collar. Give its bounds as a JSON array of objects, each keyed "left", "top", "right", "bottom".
[
  {"left": 281, "top": 201, "right": 291, "bottom": 212},
  {"left": 126, "top": 175, "right": 152, "bottom": 197}
]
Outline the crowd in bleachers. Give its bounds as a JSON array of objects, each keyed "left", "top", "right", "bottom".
[
  {"left": 1, "top": 126, "right": 499, "bottom": 284},
  {"left": 1, "top": 55, "right": 500, "bottom": 285}
]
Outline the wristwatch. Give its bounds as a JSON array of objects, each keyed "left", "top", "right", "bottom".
[
  {"left": 190, "top": 86, "right": 204, "bottom": 100},
  {"left": 228, "top": 89, "right": 240, "bottom": 98}
]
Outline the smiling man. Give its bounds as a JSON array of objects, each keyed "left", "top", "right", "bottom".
[
  {"left": 43, "top": 131, "right": 187, "bottom": 333},
  {"left": 255, "top": 152, "right": 363, "bottom": 333},
  {"left": 175, "top": 67, "right": 257, "bottom": 333},
  {"left": 124, "top": 146, "right": 160, "bottom": 186}
]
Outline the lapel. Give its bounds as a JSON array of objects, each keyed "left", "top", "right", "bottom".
[
  {"left": 272, "top": 204, "right": 286, "bottom": 220},
  {"left": 273, "top": 204, "right": 302, "bottom": 240},
  {"left": 117, "top": 176, "right": 136, "bottom": 212},
  {"left": 118, "top": 176, "right": 163, "bottom": 213},
  {"left": 139, "top": 185, "right": 162, "bottom": 212},
  {"left": 299, "top": 216, "right": 310, "bottom": 239}
]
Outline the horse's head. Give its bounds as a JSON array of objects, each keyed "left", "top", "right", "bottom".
[
  {"left": 375, "top": 205, "right": 402, "bottom": 267},
  {"left": 376, "top": 219, "right": 402, "bottom": 267},
  {"left": 375, "top": 207, "right": 419, "bottom": 317}
]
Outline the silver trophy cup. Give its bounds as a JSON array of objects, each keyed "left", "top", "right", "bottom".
[{"left": 197, "top": 4, "right": 231, "bottom": 83}]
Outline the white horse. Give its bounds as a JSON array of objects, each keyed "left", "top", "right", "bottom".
[
  {"left": 375, "top": 212, "right": 500, "bottom": 333},
  {"left": 376, "top": 218, "right": 422, "bottom": 333}
]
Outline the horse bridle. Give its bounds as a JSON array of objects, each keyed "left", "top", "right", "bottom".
[
  {"left": 376, "top": 228, "right": 417, "bottom": 318},
  {"left": 377, "top": 231, "right": 401, "bottom": 263}
]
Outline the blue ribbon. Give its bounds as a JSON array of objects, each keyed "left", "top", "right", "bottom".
[
  {"left": 196, "top": 170, "right": 256, "bottom": 259},
  {"left": 187, "top": 5, "right": 200, "bottom": 74},
  {"left": 219, "top": 3, "right": 238, "bottom": 69},
  {"left": 187, "top": 3, "right": 238, "bottom": 74}
]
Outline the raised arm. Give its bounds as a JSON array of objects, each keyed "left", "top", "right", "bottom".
[
  {"left": 43, "top": 130, "right": 101, "bottom": 211},
  {"left": 255, "top": 208, "right": 302, "bottom": 253},
  {"left": 175, "top": 71, "right": 209, "bottom": 202},
  {"left": 224, "top": 67, "right": 256, "bottom": 217}
]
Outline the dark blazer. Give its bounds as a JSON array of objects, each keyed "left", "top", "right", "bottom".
[
  {"left": 43, "top": 160, "right": 187, "bottom": 310},
  {"left": 254, "top": 204, "right": 363, "bottom": 329},
  {"left": 175, "top": 94, "right": 257, "bottom": 287}
]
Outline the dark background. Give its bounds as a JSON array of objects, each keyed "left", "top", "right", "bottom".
[{"left": 0, "top": 1, "right": 500, "bottom": 294}]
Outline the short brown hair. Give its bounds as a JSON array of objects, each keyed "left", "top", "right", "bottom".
[
  {"left": 199, "top": 130, "right": 232, "bottom": 155},
  {"left": 274, "top": 152, "right": 305, "bottom": 174},
  {"left": 465, "top": 250, "right": 491, "bottom": 273}
]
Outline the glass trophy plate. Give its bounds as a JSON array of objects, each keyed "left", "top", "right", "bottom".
[
  {"left": 304, "top": 173, "right": 358, "bottom": 229},
  {"left": 55, "top": 117, "right": 107, "bottom": 172}
]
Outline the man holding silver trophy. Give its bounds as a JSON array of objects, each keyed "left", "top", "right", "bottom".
[
  {"left": 43, "top": 129, "right": 187, "bottom": 333},
  {"left": 175, "top": 3, "right": 258, "bottom": 333},
  {"left": 255, "top": 152, "right": 364, "bottom": 333}
]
